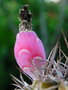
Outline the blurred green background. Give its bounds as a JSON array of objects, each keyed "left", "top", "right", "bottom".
[{"left": 0, "top": 0, "right": 68, "bottom": 90}]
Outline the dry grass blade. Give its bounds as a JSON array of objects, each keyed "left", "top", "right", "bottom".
[
  {"left": 59, "top": 62, "right": 68, "bottom": 68},
  {"left": 50, "top": 42, "right": 58, "bottom": 60},
  {"left": 11, "top": 74, "right": 33, "bottom": 90},
  {"left": 47, "top": 47, "right": 55, "bottom": 61},
  {"left": 14, "top": 88, "right": 22, "bottom": 90},
  {"left": 11, "top": 74, "right": 29, "bottom": 90},
  {"left": 45, "top": 42, "right": 58, "bottom": 76},
  {"left": 11, "top": 74, "right": 24, "bottom": 86},
  {"left": 61, "top": 30, "right": 68, "bottom": 49},
  {"left": 12, "top": 83, "right": 22, "bottom": 89},
  {"left": 58, "top": 43, "right": 62, "bottom": 62},
  {"left": 20, "top": 73, "right": 25, "bottom": 84},
  {"left": 59, "top": 48, "right": 68, "bottom": 60}
]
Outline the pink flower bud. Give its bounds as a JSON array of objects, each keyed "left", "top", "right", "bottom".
[{"left": 14, "top": 31, "right": 46, "bottom": 80}]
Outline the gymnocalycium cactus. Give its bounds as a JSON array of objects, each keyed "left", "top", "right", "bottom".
[{"left": 12, "top": 5, "right": 68, "bottom": 90}]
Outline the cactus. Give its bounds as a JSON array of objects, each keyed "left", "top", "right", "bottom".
[{"left": 12, "top": 5, "right": 68, "bottom": 90}]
